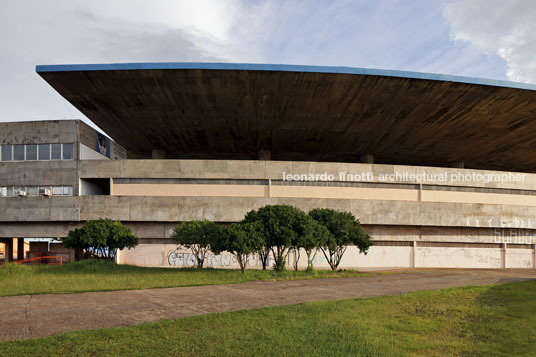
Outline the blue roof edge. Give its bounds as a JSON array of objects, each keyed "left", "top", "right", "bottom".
[{"left": 35, "top": 62, "right": 536, "bottom": 91}]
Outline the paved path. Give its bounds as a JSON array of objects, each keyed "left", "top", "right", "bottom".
[{"left": 1, "top": 269, "right": 535, "bottom": 341}]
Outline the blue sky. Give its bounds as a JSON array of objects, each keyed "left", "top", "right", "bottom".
[{"left": 1, "top": 0, "right": 534, "bottom": 129}]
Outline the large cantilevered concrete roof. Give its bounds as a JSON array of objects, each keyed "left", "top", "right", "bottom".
[{"left": 37, "top": 62, "right": 536, "bottom": 171}]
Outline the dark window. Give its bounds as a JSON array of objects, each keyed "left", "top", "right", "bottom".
[
  {"left": 63, "top": 143, "right": 74, "bottom": 160},
  {"left": 13, "top": 145, "right": 25, "bottom": 161},
  {"left": 1, "top": 145, "right": 12, "bottom": 161},
  {"left": 38, "top": 144, "right": 50, "bottom": 160},
  {"left": 26, "top": 145, "right": 37, "bottom": 160},
  {"left": 51, "top": 144, "right": 61, "bottom": 160}
]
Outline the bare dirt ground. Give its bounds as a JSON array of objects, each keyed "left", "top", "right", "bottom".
[{"left": 1, "top": 268, "right": 535, "bottom": 341}]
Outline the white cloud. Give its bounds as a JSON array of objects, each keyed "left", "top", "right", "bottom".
[
  {"left": 0, "top": 0, "right": 252, "bottom": 128},
  {"left": 443, "top": 0, "right": 536, "bottom": 83},
  {"left": 0, "top": 0, "right": 522, "bottom": 129}
]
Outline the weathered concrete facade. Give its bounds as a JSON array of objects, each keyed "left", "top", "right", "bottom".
[
  {"left": 0, "top": 120, "right": 123, "bottom": 261},
  {"left": 2, "top": 124, "right": 536, "bottom": 268}
]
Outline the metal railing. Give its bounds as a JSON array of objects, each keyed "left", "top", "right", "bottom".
[{"left": 16, "top": 256, "right": 63, "bottom": 266}]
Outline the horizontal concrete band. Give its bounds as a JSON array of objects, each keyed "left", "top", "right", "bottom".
[
  {"left": 81, "top": 160, "right": 536, "bottom": 190},
  {"left": 137, "top": 239, "right": 535, "bottom": 248},
  {"left": 3, "top": 195, "right": 536, "bottom": 230},
  {"left": 2, "top": 223, "right": 535, "bottom": 245},
  {"left": 112, "top": 183, "right": 536, "bottom": 207},
  {"left": 4, "top": 160, "right": 536, "bottom": 234}
]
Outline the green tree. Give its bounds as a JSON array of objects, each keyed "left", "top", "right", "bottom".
[
  {"left": 244, "top": 204, "right": 306, "bottom": 272},
  {"left": 294, "top": 218, "right": 330, "bottom": 271},
  {"left": 213, "top": 222, "right": 264, "bottom": 273},
  {"left": 171, "top": 220, "right": 221, "bottom": 268},
  {"left": 258, "top": 246, "right": 271, "bottom": 271},
  {"left": 63, "top": 219, "right": 139, "bottom": 260},
  {"left": 309, "top": 208, "right": 372, "bottom": 271}
]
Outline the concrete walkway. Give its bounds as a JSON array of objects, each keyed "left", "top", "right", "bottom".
[{"left": 1, "top": 269, "right": 535, "bottom": 341}]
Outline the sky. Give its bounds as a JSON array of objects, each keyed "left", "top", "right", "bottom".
[{"left": 1, "top": 0, "right": 535, "bottom": 130}]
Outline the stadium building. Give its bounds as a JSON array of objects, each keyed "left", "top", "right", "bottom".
[{"left": 1, "top": 62, "right": 536, "bottom": 269}]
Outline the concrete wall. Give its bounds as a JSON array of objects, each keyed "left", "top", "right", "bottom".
[
  {"left": 0, "top": 161, "right": 79, "bottom": 187},
  {"left": 0, "top": 120, "right": 81, "bottom": 199},
  {"left": 0, "top": 120, "right": 79, "bottom": 145},
  {"left": 119, "top": 243, "right": 535, "bottom": 270},
  {"left": 80, "top": 121, "right": 127, "bottom": 160},
  {"left": 80, "top": 144, "right": 108, "bottom": 160},
  {"left": 80, "top": 159, "right": 536, "bottom": 190},
  {"left": 0, "top": 197, "right": 79, "bottom": 222},
  {"left": 3, "top": 155, "right": 536, "bottom": 268},
  {"left": 506, "top": 248, "right": 535, "bottom": 268},
  {"left": 78, "top": 195, "right": 536, "bottom": 230},
  {"left": 113, "top": 182, "right": 536, "bottom": 207},
  {"left": 417, "top": 247, "right": 503, "bottom": 268},
  {"left": 0, "top": 222, "right": 80, "bottom": 238}
]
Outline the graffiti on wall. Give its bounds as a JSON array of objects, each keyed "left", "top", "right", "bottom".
[
  {"left": 166, "top": 248, "right": 329, "bottom": 268},
  {"left": 466, "top": 216, "right": 535, "bottom": 230},
  {"left": 419, "top": 247, "right": 503, "bottom": 268},
  {"left": 167, "top": 248, "right": 273, "bottom": 268},
  {"left": 494, "top": 228, "right": 535, "bottom": 244}
]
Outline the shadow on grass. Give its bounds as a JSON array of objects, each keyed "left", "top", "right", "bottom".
[
  {"left": 461, "top": 280, "right": 536, "bottom": 356},
  {"left": 2, "top": 259, "right": 374, "bottom": 278}
]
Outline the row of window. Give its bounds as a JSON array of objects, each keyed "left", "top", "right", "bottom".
[
  {"left": 0, "top": 186, "right": 74, "bottom": 197},
  {"left": 0, "top": 143, "right": 74, "bottom": 162}
]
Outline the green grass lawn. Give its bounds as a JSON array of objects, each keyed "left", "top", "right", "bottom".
[
  {"left": 0, "top": 259, "right": 381, "bottom": 297},
  {"left": 1, "top": 280, "right": 535, "bottom": 356}
]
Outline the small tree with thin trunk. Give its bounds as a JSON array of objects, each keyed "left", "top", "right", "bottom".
[
  {"left": 309, "top": 208, "right": 372, "bottom": 271},
  {"left": 212, "top": 222, "right": 264, "bottom": 273},
  {"left": 64, "top": 219, "right": 139, "bottom": 260},
  {"left": 171, "top": 220, "right": 221, "bottom": 268},
  {"left": 296, "top": 218, "right": 330, "bottom": 271},
  {"left": 258, "top": 246, "right": 271, "bottom": 270},
  {"left": 244, "top": 205, "right": 306, "bottom": 272},
  {"left": 289, "top": 214, "right": 329, "bottom": 271}
]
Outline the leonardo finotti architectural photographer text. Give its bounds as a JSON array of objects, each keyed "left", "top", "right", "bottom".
[{"left": 282, "top": 171, "right": 526, "bottom": 184}]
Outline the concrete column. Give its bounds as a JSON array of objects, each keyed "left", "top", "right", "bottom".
[
  {"left": 452, "top": 160, "right": 464, "bottom": 168},
  {"left": 4, "top": 239, "right": 13, "bottom": 263},
  {"left": 258, "top": 150, "right": 271, "bottom": 160},
  {"left": 533, "top": 244, "right": 536, "bottom": 269},
  {"left": 501, "top": 243, "right": 507, "bottom": 268},
  {"left": 412, "top": 241, "right": 417, "bottom": 268},
  {"left": 152, "top": 149, "right": 166, "bottom": 159},
  {"left": 360, "top": 154, "right": 374, "bottom": 164},
  {"left": 17, "top": 238, "right": 25, "bottom": 260}
]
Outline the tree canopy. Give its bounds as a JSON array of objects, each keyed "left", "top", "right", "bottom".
[
  {"left": 213, "top": 222, "right": 264, "bottom": 273},
  {"left": 64, "top": 219, "right": 139, "bottom": 260},
  {"left": 244, "top": 204, "right": 306, "bottom": 271},
  {"left": 171, "top": 220, "right": 222, "bottom": 268},
  {"left": 293, "top": 216, "right": 330, "bottom": 271},
  {"left": 309, "top": 208, "right": 372, "bottom": 271}
]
